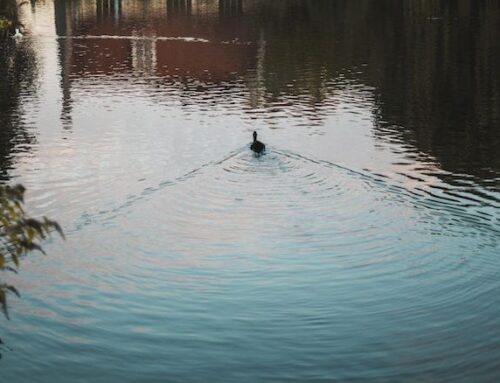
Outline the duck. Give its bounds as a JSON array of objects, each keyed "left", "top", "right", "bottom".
[
  {"left": 250, "top": 131, "right": 266, "bottom": 154},
  {"left": 13, "top": 28, "right": 23, "bottom": 39}
]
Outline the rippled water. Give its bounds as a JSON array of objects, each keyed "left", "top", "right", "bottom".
[{"left": 1, "top": 0, "right": 499, "bottom": 381}]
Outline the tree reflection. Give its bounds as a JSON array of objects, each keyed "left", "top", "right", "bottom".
[
  {"left": 0, "top": 29, "right": 38, "bottom": 181},
  {"left": 167, "top": 0, "right": 192, "bottom": 16},
  {"left": 0, "top": 0, "right": 19, "bottom": 35},
  {"left": 219, "top": 0, "right": 243, "bottom": 18},
  {"left": 363, "top": 0, "right": 500, "bottom": 181},
  {"left": 48, "top": 0, "right": 500, "bottom": 181},
  {"left": 245, "top": 0, "right": 500, "bottom": 180}
]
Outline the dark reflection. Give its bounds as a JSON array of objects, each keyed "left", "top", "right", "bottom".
[
  {"left": 356, "top": 1, "right": 500, "bottom": 183},
  {"left": 219, "top": 0, "right": 243, "bottom": 18},
  {"left": 167, "top": 0, "right": 191, "bottom": 16},
  {"left": 54, "top": 0, "right": 74, "bottom": 127},
  {"left": 96, "top": 0, "right": 122, "bottom": 21},
  {"left": 51, "top": 0, "right": 500, "bottom": 182},
  {"left": 0, "top": 34, "right": 38, "bottom": 181},
  {"left": 0, "top": 0, "right": 19, "bottom": 36},
  {"left": 246, "top": 0, "right": 500, "bottom": 184},
  {"left": 246, "top": 1, "right": 337, "bottom": 100}
]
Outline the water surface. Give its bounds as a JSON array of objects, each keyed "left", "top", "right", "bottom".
[{"left": 0, "top": 1, "right": 499, "bottom": 381}]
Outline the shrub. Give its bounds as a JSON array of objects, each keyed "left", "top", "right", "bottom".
[{"left": 0, "top": 184, "right": 64, "bottom": 319}]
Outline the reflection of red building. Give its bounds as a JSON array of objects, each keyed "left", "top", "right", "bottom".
[
  {"left": 155, "top": 40, "right": 253, "bottom": 80},
  {"left": 71, "top": 39, "right": 133, "bottom": 76},
  {"left": 56, "top": 0, "right": 256, "bottom": 81}
]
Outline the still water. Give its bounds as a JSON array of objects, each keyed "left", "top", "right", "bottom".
[{"left": 1, "top": 0, "right": 499, "bottom": 381}]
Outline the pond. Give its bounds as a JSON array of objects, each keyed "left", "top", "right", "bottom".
[{"left": 1, "top": 0, "right": 499, "bottom": 381}]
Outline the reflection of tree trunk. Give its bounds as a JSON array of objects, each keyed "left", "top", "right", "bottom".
[
  {"left": 247, "top": 29, "right": 265, "bottom": 109},
  {"left": 0, "top": 20, "right": 38, "bottom": 180},
  {"left": 96, "top": 0, "right": 122, "bottom": 22},
  {"left": 53, "top": 0, "right": 73, "bottom": 127},
  {"left": 167, "top": 0, "right": 192, "bottom": 16},
  {"left": 219, "top": 0, "right": 242, "bottom": 18},
  {"left": 53, "top": 0, "right": 67, "bottom": 35}
]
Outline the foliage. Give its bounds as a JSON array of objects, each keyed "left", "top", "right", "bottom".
[
  {"left": 0, "top": 0, "right": 21, "bottom": 37},
  {"left": 0, "top": 184, "right": 64, "bottom": 319},
  {"left": 0, "top": 16, "right": 12, "bottom": 30}
]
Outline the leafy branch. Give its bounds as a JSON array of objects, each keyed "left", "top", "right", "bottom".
[{"left": 0, "top": 185, "right": 64, "bottom": 319}]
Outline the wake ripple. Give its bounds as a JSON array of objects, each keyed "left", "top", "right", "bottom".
[{"left": 72, "top": 146, "right": 499, "bottom": 245}]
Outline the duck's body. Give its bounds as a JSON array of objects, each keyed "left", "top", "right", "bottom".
[
  {"left": 250, "top": 131, "right": 265, "bottom": 154},
  {"left": 13, "top": 28, "right": 22, "bottom": 39}
]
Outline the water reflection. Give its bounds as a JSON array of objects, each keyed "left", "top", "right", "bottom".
[
  {"left": 0, "top": 36, "right": 38, "bottom": 181},
  {"left": 361, "top": 1, "right": 500, "bottom": 183},
  {"left": 46, "top": 0, "right": 500, "bottom": 184},
  {"left": 1, "top": 1, "right": 500, "bottom": 381}
]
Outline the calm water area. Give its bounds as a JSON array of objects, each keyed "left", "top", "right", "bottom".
[{"left": 1, "top": 0, "right": 499, "bottom": 381}]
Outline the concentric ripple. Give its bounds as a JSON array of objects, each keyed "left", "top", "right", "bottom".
[
  {"left": 64, "top": 144, "right": 495, "bottom": 296},
  {"left": 59, "top": 146, "right": 496, "bottom": 382}
]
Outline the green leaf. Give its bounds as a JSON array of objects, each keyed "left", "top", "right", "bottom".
[{"left": 0, "top": 184, "right": 64, "bottom": 319}]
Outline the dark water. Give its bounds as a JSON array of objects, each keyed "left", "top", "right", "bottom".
[{"left": 1, "top": 0, "right": 499, "bottom": 381}]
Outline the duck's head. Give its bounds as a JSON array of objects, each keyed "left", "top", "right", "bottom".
[{"left": 253, "top": 131, "right": 257, "bottom": 142}]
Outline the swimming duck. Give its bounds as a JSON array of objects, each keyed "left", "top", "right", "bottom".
[
  {"left": 13, "top": 28, "right": 22, "bottom": 39},
  {"left": 250, "top": 131, "right": 265, "bottom": 154}
]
